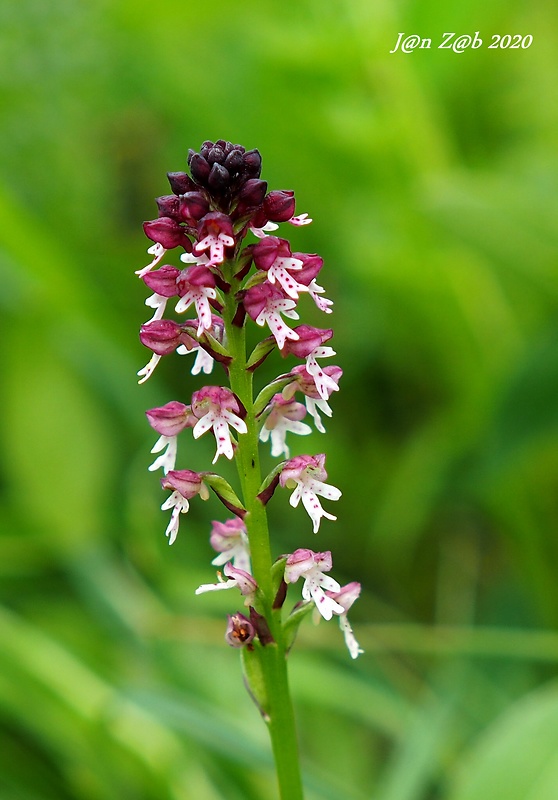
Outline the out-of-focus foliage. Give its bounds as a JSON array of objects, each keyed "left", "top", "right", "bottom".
[{"left": 0, "top": 0, "right": 557, "bottom": 797}]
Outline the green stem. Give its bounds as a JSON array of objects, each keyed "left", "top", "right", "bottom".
[{"left": 222, "top": 268, "right": 304, "bottom": 800}]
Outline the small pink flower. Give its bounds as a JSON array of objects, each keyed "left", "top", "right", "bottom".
[
  {"left": 263, "top": 190, "right": 296, "bottom": 223},
  {"left": 210, "top": 518, "right": 251, "bottom": 573},
  {"left": 225, "top": 612, "right": 256, "bottom": 648},
  {"left": 281, "top": 364, "right": 342, "bottom": 432},
  {"left": 279, "top": 454, "right": 341, "bottom": 533},
  {"left": 143, "top": 216, "right": 192, "bottom": 251},
  {"left": 281, "top": 326, "right": 337, "bottom": 401},
  {"left": 195, "top": 562, "right": 258, "bottom": 607},
  {"left": 194, "top": 212, "right": 235, "bottom": 265},
  {"left": 145, "top": 401, "right": 197, "bottom": 473},
  {"left": 259, "top": 394, "right": 311, "bottom": 458},
  {"left": 177, "top": 192, "right": 210, "bottom": 225},
  {"left": 142, "top": 265, "right": 181, "bottom": 322},
  {"left": 175, "top": 264, "right": 217, "bottom": 336},
  {"left": 326, "top": 582, "right": 364, "bottom": 659},
  {"left": 252, "top": 236, "right": 307, "bottom": 299},
  {"left": 243, "top": 283, "right": 300, "bottom": 349},
  {"left": 137, "top": 320, "right": 197, "bottom": 384},
  {"left": 175, "top": 314, "right": 224, "bottom": 376},
  {"left": 292, "top": 252, "right": 333, "bottom": 313},
  {"left": 139, "top": 319, "right": 195, "bottom": 356},
  {"left": 160, "top": 469, "right": 210, "bottom": 544},
  {"left": 191, "top": 386, "right": 247, "bottom": 464},
  {"left": 142, "top": 264, "right": 181, "bottom": 297},
  {"left": 284, "top": 549, "right": 343, "bottom": 620}
]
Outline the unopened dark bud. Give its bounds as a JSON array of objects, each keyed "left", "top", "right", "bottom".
[
  {"left": 224, "top": 148, "right": 244, "bottom": 172},
  {"left": 156, "top": 195, "right": 180, "bottom": 219},
  {"left": 207, "top": 162, "right": 230, "bottom": 193},
  {"left": 143, "top": 217, "right": 192, "bottom": 251},
  {"left": 208, "top": 145, "right": 225, "bottom": 165},
  {"left": 189, "top": 153, "right": 211, "bottom": 185},
  {"left": 140, "top": 319, "right": 186, "bottom": 355},
  {"left": 167, "top": 171, "right": 197, "bottom": 194},
  {"left": 243, "top": 149, "right": 262, "bottom": 178},
  {"left": 251, "top": 208, "right": 268, "bottom": 230},
  {"left": 199, "top": 140, "right": 214, "bottom": 159},
  {"left": 264, "top": 190, "right": 295, "bottom": 222},
  {"left": 225, "top": 613, "right": 256, "bottom": 648},
  {"left": 239, "top": 179, "right": 268, "bottom": 207},
  {"left": 178, "top": 192, "right": 210, "bottom": 224}
]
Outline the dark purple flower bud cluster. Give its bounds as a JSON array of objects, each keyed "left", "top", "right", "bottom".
[
  {"left": 135, "top": 140, "right": 361, "bottom": 658},
  {"left": 139, "top": 140, "right": 314, "bottom": 267},
  {"left": 189, "top": 140, "right": 262, "bottom": 202}
]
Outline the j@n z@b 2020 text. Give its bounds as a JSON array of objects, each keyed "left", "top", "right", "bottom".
[{"left": 389, "top": 32, "right": 533, "bottom": 53}]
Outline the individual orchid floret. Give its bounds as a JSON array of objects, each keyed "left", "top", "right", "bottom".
[
  {"left": 281, "top": 326, "right": 337, "bottom": 401},
  {"left": 282, "top": 364, "right": 342, "bottom": 433},
  {"left": 177, "top": 192, "right": 210, "bottom": 225},
  {"left": 143, "top": 217, "right": 193, "bottom": 252},
  {"left": 194, "top": 212, "right": 235, "bottom": 265},
  {"left": 175, "top": 314, "right": 225, "bottom": 376},
  {"left": 225, "top": 612, "right": 256, "bottom": 648},
  {"left": 210, "top": 517, "right": 251, "bottom": 573},
  {"left": 263, "top": 190, "right": 296, "bottom": 222},
  {"left": 167, "top": 170, "right": 197, "bottom": 195},
  {"left": 285, "top": 549, "right": 344, "bottom": 620},
  {"left": 325, "top": 582, "right": 364, "bottom": 659},
  {"left": 259, "top": 394, "right": 312, "bottom": 458},
  {"left": 252, "top": 236, "right": 307, "bottom": 300},
  {"left": 292, "top": 252, "right": 333, "bottom": 314},
  {"left": 191, "top": 386, "right": 247, "bottom": 464},
  {"left": 145, "top": 401, "right": 197, "bottom": 473},
  {"left": 139, "top": 319, "right": 196, "bottom": 356},
  {"left": 142, "top": 264, "right": 180, "bottom": 296},
  {"left": 160, "top": 469, "right": 210, "bottom": 545},
  {"left": 234, "top": 178, "right": 269, "bottom": 218},
  {"left": 261, "top": 191, "right": 312, "bottom": 229},
  {"left": 154, "top": 190, "right": 208, "bottom": 224},
  {"left": 136, "top": 242, "right": 166, "bottom": 277},
  {"left": 195, "top": 562, "right": 258, "bottom": 607},
  {"left": 137, "top": 319, "right": 197, "bottom": 384},
  {"left": 142, "top": 264, "right": 180, "bottom": 322},
  {"left": 243, "top": 283, "right": 300, "bottom": 350},
  {"left": 175, "top": 264, "right": 217, "bottom": 336},
  {"left": 279, "top": 454, "right": 341, "bottom": 533},
  {"left": 155, "top": 194, "right": 181, "bottom": 220}
]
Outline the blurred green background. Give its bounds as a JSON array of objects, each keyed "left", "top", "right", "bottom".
[{"left": 1, "top": 0, "right": 557, "bottom": 798}]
